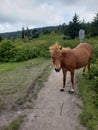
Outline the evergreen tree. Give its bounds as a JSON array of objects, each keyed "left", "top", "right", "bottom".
[
  {"left": 25, "top": 27, "right": 31, "bottom": 42},
  {"left": 26, "top": 27, "right": 30, "bottom": 38},
  {"left": 22, "top": 27, "right": 25, "bottom": 39},
  {"left": 0, "top": 36, "right": 2, "bottom": 42},
  {"left": 81, "top": 21, "right": 91, "bottom": 38},
  {"left": 32, "top": 29, "right": 39, "bottom": 38},
  {"left": 91, "top": 13, "right": 98, "bottom": 36},
  {"left": 67, "top": 13, "right": 81, "bottom": 39}
]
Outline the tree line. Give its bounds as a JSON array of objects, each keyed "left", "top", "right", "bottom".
[
  {"left": 59, "top": 13, "right": 98, "bottom": 39},
  {"left": 21, "top": 13, "right": 98, "bottom": 41},
  {"left": 0, "top": 12, "right": 98, "bottom": 40}
]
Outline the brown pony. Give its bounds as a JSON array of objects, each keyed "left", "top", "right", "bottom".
[{"left": 49, "top": 43, "right": 93, "bottom": 93}]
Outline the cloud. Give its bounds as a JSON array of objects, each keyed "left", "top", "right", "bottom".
[
  {"left": 0, "top": 0, "right": 64, "bottom": 24},
  {"left": 0, "top": 0, "right": 98, "bottom": 33}
]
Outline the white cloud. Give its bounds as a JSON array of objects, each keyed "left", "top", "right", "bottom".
[{"left": 0, "top": 0, "right": 98, "bottom": 33}]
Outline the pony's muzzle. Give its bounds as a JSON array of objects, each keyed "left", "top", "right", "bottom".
[{"left": 55, "top": 68, "right": 61, "bottom": 72}]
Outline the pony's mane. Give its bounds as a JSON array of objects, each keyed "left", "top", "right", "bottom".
[
  {"left": 49, "top": 44, "right": 71, "bottom": 54},
  {"left": 62, "top": 47, "right": 71, "bottom": 52},
  {"left": 49, "top": 44, "right": 62, "bottom": 54},
  {"left": 62, "top": 47, "right": 71, "bottom": 50}
]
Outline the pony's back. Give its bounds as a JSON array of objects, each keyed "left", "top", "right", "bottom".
[
  {"left": 75, "top": 43, "right": 93, "bottom": 54},
  {"left": 72, "top": 43, "right": 93, "bottom": 68}
]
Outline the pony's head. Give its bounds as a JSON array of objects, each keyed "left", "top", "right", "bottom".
[{"left": 49, "top": 44, "right": 62, "bottom": 72}]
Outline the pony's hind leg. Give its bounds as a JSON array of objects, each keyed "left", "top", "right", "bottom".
[
  {"left": 83, "top": 63, "right": 91, "bottom": 79},
  {"left": 87, "top": 62, "right": 91, "bottom": 79},
  {"left": 83, "top": 66, "right": 86, "bottom": 75}
]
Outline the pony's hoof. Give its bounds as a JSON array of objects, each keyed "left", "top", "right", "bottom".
[
  {"left": 60, "top": 89, "right": 65, "bottom": 92},
  {"left": 68, "top": 90, "right": 74, "bottom": 94}
]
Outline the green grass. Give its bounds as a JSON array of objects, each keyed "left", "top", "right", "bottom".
[
  {"left": 77, "top": 73, "right": 98, "bottom": 130},
  {"left": 0, "top": 58, "right": 52, "bottom": 111},
  {"left": 0, "top": 58, "right": 43, "bottom": 73}
]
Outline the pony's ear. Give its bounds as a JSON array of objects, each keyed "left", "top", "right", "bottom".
[
  {"left": 49, "top": 47, "right": 53, "bottom": 54},
  {"left": 49, "top": 46, "right": 52, "bottom": 51},
  {"left": 49, "top": 46, "right": 51, "bottom": 51}
]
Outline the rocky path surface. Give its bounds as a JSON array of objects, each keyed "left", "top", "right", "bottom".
[{"left": 21, "top": 69, "right": 87, "bottom": 130}]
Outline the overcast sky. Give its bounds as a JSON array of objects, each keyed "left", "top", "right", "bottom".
[{"left": 0, "top": 0, "right": 98, "bottom": 33}]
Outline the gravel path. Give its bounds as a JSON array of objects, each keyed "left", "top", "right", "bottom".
[{"left": 21, "top": 69, "right": 87, "bottom": 130}]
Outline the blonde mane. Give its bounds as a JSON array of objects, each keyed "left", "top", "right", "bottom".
[
  {"left": 62, "top": 47, "right": 71, "bottom": 51},
  {"left": 49, "top": 44, "right": 71, "bottom": 54},
  {"left": 49, "top": 44, "right": 62, "bottom": 54}
]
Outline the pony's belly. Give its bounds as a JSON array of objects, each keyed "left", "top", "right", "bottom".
[{"left": 75, "top": 61, "right": 88, "bottom": 69}]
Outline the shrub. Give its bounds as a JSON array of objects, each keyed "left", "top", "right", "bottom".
[
  {"left": 63, "top": 35, "right": 70, "bottom": 40},
  {"left": 13, "top": 46, "right": 40, "bottom": 62},
  {"left": 89, "top": 63, "right": 98, "bottom": 79},
  {"left": 40, "top": 48, "right": 50, "bottom": 58},
  {"left": 0, "top": 40, "right": 16, "bottom": 62},
  {"left": 92, "top": 44, "right": 98, "bottom": 63}
]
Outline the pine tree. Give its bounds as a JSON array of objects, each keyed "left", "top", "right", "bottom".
[
  {"left": 68, "top": 13, "right": 81, "bottom": 39},
  {"left": 26, "top": 27, "right": 30, "bottom": 39},
  {"left": 91, "top": 13, "right": 98, "bottom": 36},
  {"left": 0, "top": 36, "right": 2, "bottom": 42},
  {"left": 22, "top": 27, "right": 25, "bottom": 39}
]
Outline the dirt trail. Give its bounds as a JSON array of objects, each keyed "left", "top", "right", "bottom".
[{"left": 21, "top": 69, "right": 87, "bottom": 130}]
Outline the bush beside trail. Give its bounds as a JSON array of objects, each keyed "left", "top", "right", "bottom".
[
  {"left": 0, "top": 33, "right": 80, "bottom": 63},
  {"left": 0, "top": 39, "right": 51, "bottom": 62}
]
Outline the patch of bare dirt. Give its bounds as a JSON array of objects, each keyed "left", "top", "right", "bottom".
[{"left": 20, "top": 69, "right": 87, "bottom": 130}]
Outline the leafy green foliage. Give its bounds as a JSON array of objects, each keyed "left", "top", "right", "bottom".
[
  {"left": 32, "top": 29, "right": 39, "bottom": 38},
  {"left": 0, "top": 32, "right": 70, "bottom": 62},
  {"left": 0, "top": 40, "right": 16, "bottom": 62},
  {"left": 89, "top": 64, "right": 98, "bottom": 79}
]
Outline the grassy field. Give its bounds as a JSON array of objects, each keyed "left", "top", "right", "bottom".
[
  {"left": 77, "top": 71, "right": 98, "bottom": 130},
  {"left": 0, "top": 58, "right": 52, "bottom": 130},
  {"left": 0, "top": 58, "right": 52, "bottom": 110}
]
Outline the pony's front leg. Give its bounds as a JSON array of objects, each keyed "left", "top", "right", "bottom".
[
  {"left": 69, "top": 70, "right": 75, "bottom": 94},
  {"left": 60, "top": 69, "right": 67, "bottom": 91}
]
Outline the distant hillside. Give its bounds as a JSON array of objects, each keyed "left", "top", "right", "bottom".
[
  {"left": 0, "top": 31, "right": 22, "bottom": 39},
  {"left": 0, "top": 26, "right": 57, "bottom": 39}
]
